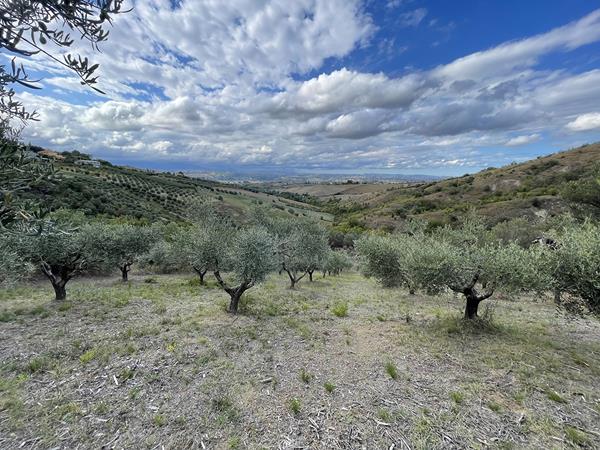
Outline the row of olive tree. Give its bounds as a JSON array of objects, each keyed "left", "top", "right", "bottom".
[{"left": 357, "top": 217, "right": 562, "bottom": 319}]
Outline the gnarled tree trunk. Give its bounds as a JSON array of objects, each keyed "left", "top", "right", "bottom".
[
  {"left": 464, "top": 290, "right": 481, "bottom": 319},
  {"left": 120, "top": 263, "right": 131, "bottom": 282},
  {"left": 308, "top": 270, "right": 314, "bottom": 282},
  {"left": 282, "top": 264, "right": 305, "bottom": 289},
  {"left": 193, "top": 266, "right": 207, "bottom": 286},
  {"left": 52, "top": 281, "right": 67, "bottom": 301},
  {"left": 41, "top": 262, "right": 72, "bottom": 301},
  {"left": 214, "top": 271, "right": 253, "bottom": 314}
]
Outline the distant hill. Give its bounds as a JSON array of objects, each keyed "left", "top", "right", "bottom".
[
  {"left": 272, "top": 143, "right": 600, "bottom": 231},
  {"left": 22, "top": 143, "right": 599, "bottom": 230},
  {"left": 21, "top": 155, "right": 333, "bottom": 224}
]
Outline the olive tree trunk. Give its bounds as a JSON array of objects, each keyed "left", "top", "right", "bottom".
[
  {"left": 193, "top": 266, "right": 207, "bottom": 286},
  {"left": 41, "top": 262, "right": 72, "bottom": 301},
  {"left": 214, "top": 271, "right": 254, "bottom": 314},
  {"left": 120, "top": 264, "right": 131, "bottom": 282}
]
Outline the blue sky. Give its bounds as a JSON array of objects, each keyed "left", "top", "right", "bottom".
[{"left": 10, "top": 0, "right": 600, "bottom": 176}]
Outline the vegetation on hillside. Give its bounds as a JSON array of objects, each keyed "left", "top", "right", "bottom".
[{"left": 270, "top": 144, "right": 600, "bottom": 232}]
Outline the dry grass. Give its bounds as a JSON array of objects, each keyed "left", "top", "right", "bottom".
[{"left": 1, "top": 272, "right": 599, "bottom": 449}]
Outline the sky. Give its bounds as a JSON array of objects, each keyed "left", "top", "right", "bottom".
[{"left": 8, "top": 0, "right": 600, "bottom": 176}]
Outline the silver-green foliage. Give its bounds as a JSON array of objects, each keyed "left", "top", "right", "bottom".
[
  {"left": 323, "top": 250, "right": 353, "bottom": 276},
  {"left": 357, "top": 217, "right": 550, "bottom": 318},
  {"left": 0, "top": 231, "right": 32, "bottom": 285},
  {"left": 550, "top": 221, "right": 600, "bottom": 315},
  {"left": 93, "top": 223, "right": 158, "bottom": 280},
  {"left": 213, "top": 225, "right": 277, "bottom": 313}
]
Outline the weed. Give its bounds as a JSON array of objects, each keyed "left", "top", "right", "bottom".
[
  {"left": 332, "top": 302, "right": 348, "bottom": 318},
  {"left": 289, "top": 397, "right": 301, "bottom": 415},
  {"left": 154, "top": 301, "right": 167, "bottom": 314},
  {"left": 565, "top": 426, "right": 589, "bottom": 446},
  {"left": 119, "top": 367, "right": 135, "bottom": 382},
  {"left": 385, "top": 361, "right": 398, "bottom": 380},
  {"left": 546, "top": 390, "right": 567, "bottom": 404},
  {"left": 26, "top": 356, "right": 50, "bottom": 374},
  {"left": 378, "top": 408, "right": 392, "bottom": 423},
  {"left": 450, "top": 391, "right": 464, "bottom": 404},
  {"left": 153, "top": 414, "right": 166, "bottom": 426},
  {"left": 299, "top": 368, "right": 312, "bottom": 384},
  {"left": 228, "top": 437, "right": 242, "bottom": 449},
  {"left": 94, "top": 402, "right": 110, "bottom": 414},
  {"left": 324, "top": 381, "right": 335, "bottom": 393},
  {"left": 79, "top": 349, "right": 98, "bottom": 364},
  {"left": 487, "top": 401, "right": 502, "bottom": 413},
  {"left": 212, "top": 395, "right": 239, "bottom": 423}
]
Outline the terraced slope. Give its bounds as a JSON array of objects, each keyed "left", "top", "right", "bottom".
[{"left": 23, "top": 160, "right": 333, "bottom": 224}]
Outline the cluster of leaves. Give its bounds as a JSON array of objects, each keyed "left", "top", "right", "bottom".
[
  {"left": 357, "top": 216, "right": 551, "bottom": 319},
  {"left": 1, "top": 0, "right": 127, "bottom": 121},
  {"left": 548, "top": 220, "right": 600, "bottom": 315},
  {"left": 0, "top": 128, "right": 53, "bottom": 230}
]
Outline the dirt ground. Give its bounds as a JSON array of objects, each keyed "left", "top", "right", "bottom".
[{"left": 1, "top": 272, "right": 599, "bottom": 449}]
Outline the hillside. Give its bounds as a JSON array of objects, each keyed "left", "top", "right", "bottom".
[
  {"left": 21, "top": 156, "right": 333, "bottom": 224},
  {"left": 272, "top": 143, "right": 600, "bottom": 231}
]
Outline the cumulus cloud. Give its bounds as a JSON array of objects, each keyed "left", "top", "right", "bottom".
[
  {"left": 433, "top": 9, "right": 600, "bottom": 81},
  {"left": 566, "top": 113, "right": 600, "bottom": 131},
  {"left": 505, "top": 134, "right": 540, "bottom": 146},
  {"left": 14, "top": 4, "right": 600, "bottom": 173}
]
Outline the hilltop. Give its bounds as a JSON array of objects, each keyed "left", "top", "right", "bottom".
[
  {"left": 270, "top": 143, "right": 600, "bottom": 231},
  {"left": 21, "top": 151, "right": 332, "bottom": 224}
]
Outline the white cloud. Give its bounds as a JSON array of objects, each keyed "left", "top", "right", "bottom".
[
  {"left": 14, "top": 6, "right": 600, "bottom": 173},
  {"left": 433, "top": 9, "right": 600, "bottom": 81},
  {"left": 505, "top": 134, "right": 540, "bottom": 146},
  {"left": 399, "top": 8, "right": 428, "bottom": 27},
  {"left": 566, "top": 113, "right": 600, "bottom": 131}
]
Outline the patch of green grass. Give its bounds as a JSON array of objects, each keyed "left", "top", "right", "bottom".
[
  {"left": 79, "top": 349, "right": 98, "bottom": 364},
  {"left": 299, "top": 368, "right": 312, "bottom": 384},
  {"left": 546, "top": 389, "right": 567, "bottom": 404},
  {"left": 289, "top": 397, "right": 301, "bottom": 415},
  {"left": 450, "top": 391, "right": 465, "bottom": 404},
  {"left": 564, "top": 426, "right": 589, "bottom": 446},
  {"left": 487, "top": 401, "right": 502, "bottom": 413},
  {"left": 26, "top": 356, "right": 51, "bottom": 374},
  {"left": 212, "top": 395, "right": 239, "bottom": 424},
  {"left": 385, "top": 361, "right": 398, "bottom": 380},
  {"left": 152, "top": 414, "right": 166, "bottom": 426},
  {"left": 332, "top": 302, "right": 348, "bottom": 318},
  {"left": 378, "top": 408, "right": 392, "bottom": 423},
  {"left": 324, "top": 381, "right": 335, "bottom": 393}
]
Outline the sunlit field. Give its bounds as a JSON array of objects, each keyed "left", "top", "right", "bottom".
[{"left": 1, "top": 272, "right": 599, "bottom": 449}]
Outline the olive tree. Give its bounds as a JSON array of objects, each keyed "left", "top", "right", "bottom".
[
  {"left": 322, "top": 250, "right": 353, "bottom": 277},
  {"left": 412, "top": 235, "right": 548, "bottom": 319},
  {"left": 96, "top": 223, "right": 158, "bottom": 281},
  {"left": 549, "top": 221, "right": 600, "bottom": 315},
  {"left": 212, "top": 226, "right": 277, "bottom": 313},
  {"left": 172, "top": 222, "right": 225, "bottom": 285},
  {"left": 21, "top": 223, "right": 104, "bottom": 300},
  {"left": 275, "top": 219, "right": 329, "bottom": 288},
  {"left": 356, "top": 232, "right": 421, "bottom": 294},
  {"left": 358, "top": 219, "right": 549, "bottom": 319}
]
